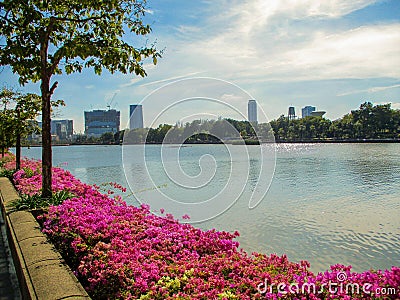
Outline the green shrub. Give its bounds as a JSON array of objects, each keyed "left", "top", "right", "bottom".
[
  {"left": 12, "top": 190, "right": 76, "bottom": 210},
  {"left": 0, "top": 168, "right": 15, "bottom": 180}
]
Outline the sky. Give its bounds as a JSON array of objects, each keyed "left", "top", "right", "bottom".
[{"left": 1, "top": 0, "right": 399, "bottom": 133}]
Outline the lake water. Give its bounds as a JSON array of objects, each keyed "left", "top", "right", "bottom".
[{"left": 15, "top": 143, "right": 400, "bottom": 273}]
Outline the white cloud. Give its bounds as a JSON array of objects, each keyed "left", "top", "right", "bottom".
[
  {"left": 119, "top": 77, "right": 143, "bottom": 88},
  {"left": 114, "top": 0, "right": 400, "bottom": 125},
  {"left": 201, "top": 0, "right": 378, "bottom": 39},
  {"left": 176, "top": 22, "right": 400, "bottom": 83},
  {"left": 391, "top": 102, "right": 400, "bottom": 110},
  {"left": 175, "top": 25, "right": 201, "bottom": 35},
  {"left": 161, "top": 1, "right": 399, "bottom": 83},
  {"left": 138, "top": 71, "right": 206, "bottom": 88},
  {"left": 273, "top": 24, "right": 400, "bottom": 80},
  {"left": 368, "top": 84, "right": 400, "bottom": 93},
  {"left": 338, "top": 84, "right": 400, "bottom": 96}
]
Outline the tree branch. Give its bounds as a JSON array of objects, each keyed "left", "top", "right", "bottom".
[
  {"left": 49, "top": 53, "right": 63, "bottom": 75},
  {"left": 0, "top": 11, "right": 20, "bottom": 27},
  {"left": 49, "top": 81, "right": 58, "bottom": 96}
]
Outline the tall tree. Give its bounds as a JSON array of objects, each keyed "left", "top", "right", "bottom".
[
  {"left": 0, "top": 92, "right": 15, "bottom": 157},
  {"left": 0, "top": 88, "right": 42, "bottom": 168},
  {"left": 0, "top": 0, "right": 160, "bottom": 197},
  {"left": 12, "top": 93, "right": 42, "bottom": 170}
]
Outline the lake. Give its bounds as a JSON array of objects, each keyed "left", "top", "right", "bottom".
[{"left": 14, "top": 143, "right": 400, "bottom": 273}]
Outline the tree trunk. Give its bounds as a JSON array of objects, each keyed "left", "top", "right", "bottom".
[
  {"left": 16, "top": 133, "right": 21, "bottom": 170},
  {"left": 41, "top": 80, "right": 52, "bottom": 199},
  {"left": 1, "top": 132, "right": 4, "bottom": 158},
  {"left": 16, "top": 111, "right": 21, "bottom": 170}
]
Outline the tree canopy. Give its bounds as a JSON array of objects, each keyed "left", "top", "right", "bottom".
[
  {"left": 0, "top": 88, "right": 42, "bottom": 168},
  {"left": 123, "top": 102, "right": 400, "bottom": 144},
  {"left": 270, "top": 102, "right": 400, "bottom": 141},
  {"left": 0, "top": 0, "right": 160, "bottom": 82},
  {"left": 0, "top": 0, "right": 160, "bottom": 197}
]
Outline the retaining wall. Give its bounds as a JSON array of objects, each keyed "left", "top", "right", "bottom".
[{"left": 0, "top": 177, "right": 90, "bottom": 300}]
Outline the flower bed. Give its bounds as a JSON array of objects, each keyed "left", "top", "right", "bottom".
[{"left": 1, "top": 154, "right": 399, "bottom": 299}]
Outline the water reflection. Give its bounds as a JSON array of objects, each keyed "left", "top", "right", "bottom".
[
  {"left": 14, "top": 143, "right": 400, "bottom": 273},
  {"left": 343, "top": 145, "right": 400, "bottom": 189}
]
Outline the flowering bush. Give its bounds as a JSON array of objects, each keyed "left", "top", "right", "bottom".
[
  {"left": 0, "top": 152, "right": 17, "bottom": 178},
  {"left": 3, "top": 156, "right": 400, "bottom": 299},
  {"left": 11, "top": 158, "right": 96, "bottom": 198}
]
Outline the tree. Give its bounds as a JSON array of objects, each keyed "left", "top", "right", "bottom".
[
  {"left": 114, "top": 130, "right": 125, "bottom": 144},
  {"left": 0, "top": 103, "right": 14, "bottom": 158},
  {"left": 100, "top": 132, "right": 115, "bottom": 144},
  {"left": 12, "top": 93, "right": 42, "bottom": 170},
  {"left": 0, "top": 88, "right": 42, "bottom": 169},
  {"left": 0, "top": 0, "right": 161, "bottom": 197}
]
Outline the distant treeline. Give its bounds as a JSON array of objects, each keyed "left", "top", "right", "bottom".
[
  {"left": 270, "top": 102, "right": 400, "bottom": 142},
  {"left": 123, "top": 118, "right": 275, "bottom": 144},
  {"left": 91, "top": 102, "right": 400, "bottom": 145}
]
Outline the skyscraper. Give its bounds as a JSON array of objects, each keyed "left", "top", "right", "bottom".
[
  {"left": 302, "top": 106, "right": 316, "bottom": 118},
  {"left": 129, "top": 104, "right": 144, "bottom": 130},
  {"left": 37, "top": 119, "right": 74, "bottom": 140},
  {"left": 84, "top": 109, "right": 120, "bottom": 137},
  {"left": 51, "top": 119, "right": 73, "bottom": 140},
  {"left": 248, "top": 100, "right": 257, "bottom": 123}
]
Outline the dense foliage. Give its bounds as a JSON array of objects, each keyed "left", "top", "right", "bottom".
[
  {"left": 0, "top": 88, "right": 42, "bottom": 170},
  {"left": 0, "top": 0, "right": 160, "bottom": 197},
  {"left": 124, "top": 119, "right": 272, "bottom": 144},
  {"left": 123, "top": 102, "right": 400, "bottom": 144},
  {"left": 270, "top": 102, "right": 400, "bottom": 141},
  {"left": 1, "top": 153, "right": 399, "bottom": 299}
]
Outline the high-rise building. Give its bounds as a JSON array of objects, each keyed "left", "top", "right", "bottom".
[
  {"left": 248, "top": 100, "right": 257, "bottom": 123},
  {"left": 51, "top": 120, "right": 73, "bottom": 140},
  {"left": 37, "top": 120, "right": 74, "bottom": 140},
  {"left": 84, "top": 109, "right": 120, "bottom": 137},
  {"left": 301, "top": 106, "right": 316, "bottom": 118},
  {"left": 288, "top": 106, "right": 296, "bottom": 120},
  {"left": 129, "top": 104, "right": 144, "bottom": 130}
]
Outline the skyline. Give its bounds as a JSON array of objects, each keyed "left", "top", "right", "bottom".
[{"left": 0, "top": 0, "right": 399, "bottom": 132}]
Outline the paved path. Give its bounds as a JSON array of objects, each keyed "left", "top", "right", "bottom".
[{"left": 0, "top": 212, "right": 20, "bottom": 300}]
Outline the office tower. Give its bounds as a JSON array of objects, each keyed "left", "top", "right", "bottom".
[
  {"left": 50, "top": 120, "right": 74, "bottom": 140},
  {"left": 129, "top": 104, "right": 144, "bottom": 130},
  {"left": 302, "top": 106, "right": 316, "bottom": 118},
  {"left": 248, "top": 100, "right": 257, "bottom": 123},
  {"left": 84, "top": 109, "right": 120, "bottom": 137}
]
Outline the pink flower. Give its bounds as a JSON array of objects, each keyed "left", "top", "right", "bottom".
[{"left": 5, "top": 155, "right": 399, "bottom": 300}]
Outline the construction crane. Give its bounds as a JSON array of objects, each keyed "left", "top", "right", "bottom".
[{"left": 106, "top": 92, "right": 117, "bottom": 110}]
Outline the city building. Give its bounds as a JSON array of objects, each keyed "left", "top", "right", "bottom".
[
  {"left": 301, "top": 106, "right": 326, "bottom": 118},
  {"left": 301, "top": 106, "right": 316, "bottom": 118},
  {"left": 51, "top": 120, "right": 73, "bottom": 140},
  {"left": 248, "top": 100, "right": 257, "bottom": 123},
  {"left": 35, "top": 119, "right": 74, "bottom": 141},
  {"left": 288, "top": 106, "right": 296, "bottom": 120},
  {"left": 129, "top": 104, "right": 144, "bottom": 130},
  {"left": 310, "top": 111, "right": 326, "bottom": 117},
  {"left": 84, "top": 109, "right": 120, "bottom": 137}
]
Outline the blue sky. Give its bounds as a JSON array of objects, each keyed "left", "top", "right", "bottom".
[{"left": 1, "top": 0, "right": 399, "bottom": 132}]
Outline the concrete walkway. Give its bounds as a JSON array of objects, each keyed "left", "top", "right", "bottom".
[{"left": 0, "top": 211, "right": 20, "bottom": 300}]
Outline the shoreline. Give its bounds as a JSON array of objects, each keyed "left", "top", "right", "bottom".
[
  {"left": 273, "top": 139, "right": 400, "bottom": 143},
  {"left": 22, "top": 138, "right": 400, "bottom": 147}
]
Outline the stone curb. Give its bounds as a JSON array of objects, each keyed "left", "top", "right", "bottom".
[{"left": 0, "top": 177, "right": 91, "bottom": 300}]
